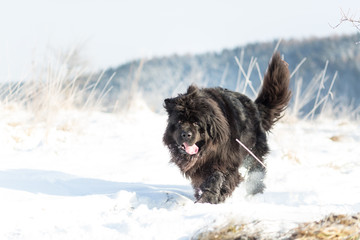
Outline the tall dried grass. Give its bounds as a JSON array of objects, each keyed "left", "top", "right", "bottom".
[
  {"left": 231, "top": 48, "right": 354, "bottom": 121},
  {"left": 0, "top": 47, "right": 112, "bottom": 124},
  {"left": 0, "top": 47, "right": 114, "bottom": 143}
]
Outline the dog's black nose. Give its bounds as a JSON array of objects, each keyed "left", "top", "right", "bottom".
[{"left": 181, "top": 131, "right": 192, "bottom": 140}]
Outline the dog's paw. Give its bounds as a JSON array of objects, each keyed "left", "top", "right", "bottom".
[
  {"left": 195, "top": 190, "right": 220, "bottom": 204},
  {"left": 245, "top": 171, "right": 266, "bottom": 195},
  {"left": 195, "top": 171, "right": 226, "bottom": 204}
]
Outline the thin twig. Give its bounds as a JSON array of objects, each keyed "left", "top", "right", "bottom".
[
  {"left": 235, "top": 49, "right": 245, "bottom": 92},
  {"left": 330, "top": 8, "right": 360, "bottom": 31},
  {"left": 321, "top": 71, "right": 338, "bottom": 113},
  {"left": 311, "top": 61, "right": 328, "bottom": 120},
  {"left": 234, "top": 57, "right": 257, "bottom": 97},
  {"left": 290, "top": 58, "right": 307, "bottom": 79},
  {"left": 273, "top": 39, "right": 282, "bottom": 54},
  {"left": 220, "top": 63, "right": 229, "bottom": 87},
  {"left": 255, "top": 62, "right": 262, "bottom": 87},
  {"left": 236, "top": 139, "right": 266, "bottom": 169}
]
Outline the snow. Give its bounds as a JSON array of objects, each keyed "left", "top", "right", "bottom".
[{"left": 0, "top": 101, "right": 359, "bottom": 239}]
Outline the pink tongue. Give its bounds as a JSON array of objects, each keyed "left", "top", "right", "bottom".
[{"left": 183, "top": 142, "right": 199, "bottom": 155}]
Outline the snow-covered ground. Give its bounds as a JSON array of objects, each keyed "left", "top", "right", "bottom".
[{"left": 0, "top": 101, "right": 359, "bottom": 239}]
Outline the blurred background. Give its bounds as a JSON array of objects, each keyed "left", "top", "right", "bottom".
[{"left": 0, "top": 0, "right": 359, "bottom": 118}]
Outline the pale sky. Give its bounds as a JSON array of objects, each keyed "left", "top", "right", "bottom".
[{"left": 0, "top": 0, "right": 359, "bottom": 81}]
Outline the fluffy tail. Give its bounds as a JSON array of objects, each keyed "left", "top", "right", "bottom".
[{"left": 255, "top": 53, "right": 291, "bottom": 131}]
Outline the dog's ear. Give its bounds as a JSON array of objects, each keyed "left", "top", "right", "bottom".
[
  {"left": 164, "top": 98, "right": 175, "bottom": 114},
  {"left": 205, "top": 115, "right": 229, "bottom": 143},
  {"left": 187, "top": 84, "right": 199, "bottom": 94},
  {"left": 207, "top": 125, "right": 215, "bottom": 139},
  {"left": 204, "top": 100, "right": 230, "bottom": 142}
]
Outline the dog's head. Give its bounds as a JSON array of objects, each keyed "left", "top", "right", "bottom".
[
  {"left": 163, "top": 85, "right": 229, "bottom": 161},
  {"left": 163, "top": 85, "right": 205, "bottom": 156}
]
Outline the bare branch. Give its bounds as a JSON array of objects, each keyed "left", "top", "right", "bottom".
[{"left": 330, "top": 9, "right": 360, "bottom": 31}]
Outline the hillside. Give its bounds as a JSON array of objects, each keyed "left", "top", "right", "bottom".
[{"left": 96, "top": 33, "right": 360, "bottom": 115}]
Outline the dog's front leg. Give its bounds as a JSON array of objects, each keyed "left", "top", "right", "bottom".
[{"left": 196, "top": 171, "right": 225, "bottom": 204}]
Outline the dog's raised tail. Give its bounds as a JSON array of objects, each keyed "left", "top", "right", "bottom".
[{"left": 255, "top": 52, "right": 291, "bottom": 131}]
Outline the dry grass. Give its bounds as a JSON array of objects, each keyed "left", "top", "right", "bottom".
[
  {"left": 282, "top": 150, "right": 301, "bottom": 164},
  {"left": 288, "top": 213, "right": 360, "bottom": 240},
  {"left": 192, "top": 213, "right": 360, "bottom": 240},
  {"left": 231, "top": 46, "right": 347, "bottom": 120},
  {"left": 193, "top": 221, "right": 262, "bottom": 240},
  {"left": 0, "top": 47, "right": 114, "bottom": 146},
  {"left": 330, "top": 135, "right": 345, "bottom": 142},
  {"left": 0, "top": 48, "right": 111, "bottom": 126}
]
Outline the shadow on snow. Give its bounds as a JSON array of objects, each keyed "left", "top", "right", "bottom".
[{"left": 0, "top": 169, "right": 194, "bottom": 208}]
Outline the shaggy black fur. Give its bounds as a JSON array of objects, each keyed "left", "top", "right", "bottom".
[{"left": 163, "top": 53, "right": 291, "bottom": 204}]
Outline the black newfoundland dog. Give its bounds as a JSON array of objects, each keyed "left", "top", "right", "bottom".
[{"left": 163, "top": 53, "right": 291, "bottom": 204}]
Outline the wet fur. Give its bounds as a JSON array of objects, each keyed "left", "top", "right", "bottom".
[{"left": 163, "top": 53, "right": 291, "bottom": 204}]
